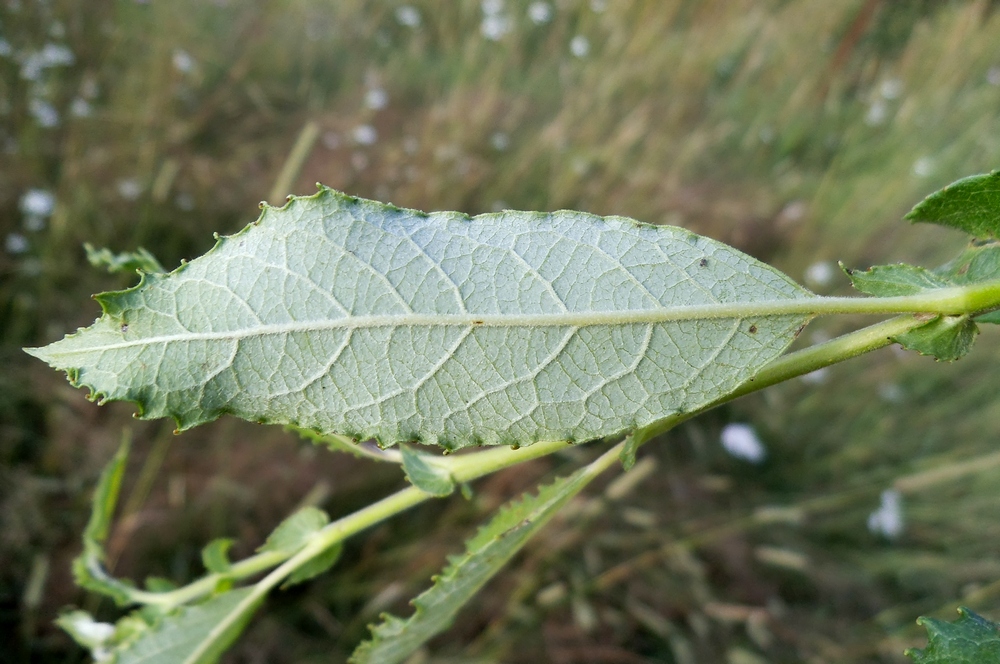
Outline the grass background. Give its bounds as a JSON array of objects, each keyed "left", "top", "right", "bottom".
[{"left": 3, "top": 1, "right": 1000, "bottom": 662}]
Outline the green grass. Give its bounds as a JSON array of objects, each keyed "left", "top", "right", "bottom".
[{"left": 4, "top": 1, "right": 1000, "bottom": 661}]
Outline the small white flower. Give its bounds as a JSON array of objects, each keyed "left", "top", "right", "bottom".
[
  {"left": 29, "top": 98, "right": 59, "bottom": 127},
  {"left": 117, "top": 178, "right": 142, "bottom": 201},
  {"left": 490, "top": 131, "right": 510, "bottom": 151},
  {"left": 352, "top": 124, "right": 378, "bottom": 145},
  {"left": 395, "top": 6, "right": 421, "bottom": 28},
  {"left": 5, "top": 233, "right": 29, "bottom": 254},
  {"left": 570, "top": 35, "right": 590, "bottom": 58},
  {"left": 865, "top": 99, "right": 888, "bottom": 126},
  {"left": 20, "top": 189, "right": 56, "bottom": 217},
  {"left": 528, "top": 2, "right": 552, "bottom": 24},
  {"left": 987, "top": 67, "right": 1000, "bottom": 87},
  {"left": 481, "top": 15, "right": 511, "bottom": 40},
  {"left": 879, "top": 78, "right": 903, "bottom": 100},
  {"left": 867, "top": 489, "right": 904, "bottom": 539},
  {"left": 912, "top": 156, "right": 934, "bottom": 178},
  {"left": 804, "top": 261, "right": 835, "bottom": 288},
  {"left": 70, "top": 97, "right": 92, "bottom": 117},
  {"left": 365, "top": 88, "right": 388, "bottom": 110},
  {"left": 721, "top": 423, "right": 766, "bottom": 464},
  {"left": 481, "top": 0, "right": 504, "bottom": 15},
  {"left": 172, "top": 49, "right": 195, "bottom": 74}
]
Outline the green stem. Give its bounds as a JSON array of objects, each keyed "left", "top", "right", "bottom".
[
  {"left": 190, "top": 439, "right": 628, "bottom": 663},
  {"left": 114, "top": 314, "right": 931, "bottom": 609},
  {"left": 628, "top": 314, "right": 927, "bottom": 446}
]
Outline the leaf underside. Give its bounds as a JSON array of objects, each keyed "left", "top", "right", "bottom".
[
  {"left": 27, "top": 188, "right": 812, "bottom": 450},
  {"left": 906, "top": 607, "right": 1000, "bottom": 663},
  {"left": 351, "top": 465, "right": 596, "bottom": 664}
]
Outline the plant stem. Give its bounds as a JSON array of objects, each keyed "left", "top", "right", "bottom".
[
  {"left": 117, "top": 314, "right": 931, "bottom": 609},
  {"left": 628, "top": 314, "right": 928, "bottom": 446}
]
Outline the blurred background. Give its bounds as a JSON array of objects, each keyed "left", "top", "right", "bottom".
[{"left": 3, "top": 1, "right": 1000, "bottom": 662}]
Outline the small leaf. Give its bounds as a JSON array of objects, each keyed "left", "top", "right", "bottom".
[
  {"left": 619, "top": 435, "right": 640, "bottom": 471},
  {"left": 895, "top": 315, "right": 978, "bottom": 362},
  {"left": 351, "top": 465, "right": 600, "bottom": 664},
  {"left": 842, "top": 262, "right": 951, "bottom": 297},
  {"left": 113, "top": 588, "right": 259, "bottom": 664},
  {"left": 284, "top": 542, "right": 343, "bottom": 588},
  {"left": 201, "top": 539, "right": 235, "bottom": 574},
  {"left": 259, "top": 506, "right": 330, "bottom": 555},
  {"left": 905, "top": 171, "right": 1000, "bottom": 239},
  {"left": 906, "top": 607, "right": 1000, "bottom": 663},
  {"left": 28, "top": 188, "right": 813, "bottom": 451},
  {"left": 144, "top": 577, "right": 177, "bottom": 592},
  {"left": 73, "top": 436, "right": 135, "bottom": 605},
  {"left": 56, "top": 610, "right": 116, "bottom": 650},
  {"left": 85, "top": 243, "right": 165, "bottom": 275},
  {"left": 400, "top": 445, "right": 455, "bottom": 496}
]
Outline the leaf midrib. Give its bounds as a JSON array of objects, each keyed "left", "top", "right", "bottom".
[{"left": 35, "top": 299, "right": 828, "bottom": 358}]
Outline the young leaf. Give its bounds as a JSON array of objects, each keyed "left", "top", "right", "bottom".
[
  {"left": 905, "top": 171, "right": 1000, "bottom": 240},
  {"left": 284, "top": 542, "right": 343, "bottom": 587},
  {"left": 259, "top": 506, "right": 330, "bottom": 555},
  {"left": 201, "top": 538, "right": 235, "bottom": 574},
  {"left": 351, "top": 463, "right": 601, "bottom": 664},
  {"left": 842, "top": 263, "right": 951, "bottom": 297},
  {"left": 906, "top": 607, "right": 1000, "bottom": 663},
  {"left": 894, "top": 315, "right": 979, "bottom": 362},
  {"left": 27, "top": 188, "right": 813, "bottom": 450},
  {"left": 400, "top": 445, "right": 455, "bottom": 496},
  {"left": 74, "top": 436, "right": 136, "bottom": 605},
  {"left": 85, "top": 243, "right": 165, "bottom": 275}
]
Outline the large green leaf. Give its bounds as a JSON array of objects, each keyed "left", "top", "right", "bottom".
[{"left": 27, "top": 188, "right": 813, "bottom": 450}]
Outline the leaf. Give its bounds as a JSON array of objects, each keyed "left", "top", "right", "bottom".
[
  {"left": 842, "top": 262, "right": 951, "bottom": 297},
  {"left": 27, "top": 188, "right": 813, "bottom": 450},
  {"left": 351, "top": 464, "right": 600, "bottom": 664},
  {"left": 201, "top": 538, "right": 235, "bottom": 574},
  {"left": 112, "top": 588, "right": 259, "bottom": 664},
  {"left": 259, "top": 506, "right": 330, "bottom": 555},
  {"left": 906, "top": 607, "right": 1000, "bottom": 663},
  {"left": 285, "top": 542, "right": 343, "bottom": 587},
  {"left": 894, "top": 315, "right": 979, "bottom": 362},
  {"left": 400, "top": 445, "right": 455, "bottom": 496},
  {"left": 85, "top": 243, "right": 165, "bottom": 275},
  {"left": 905, "top": 171, "right": 1000, "bottom": 240},
  {"left": 56, "top": 610, "right": 116, "bottom": 650},
  {"left": 843, "top": 241, "right": 1000, "bottom": 360},
  {"left": 73, "top": 436, "right": 136, "bottom": 605}
]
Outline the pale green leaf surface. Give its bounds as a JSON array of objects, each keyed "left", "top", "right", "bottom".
[
  {"left": 258, "top": 506, "right": 330, "bottom": 555},
  {"left": 113, "top": 588, "right": 258, "bottom": 664},
  {"left": 906, "top": 607, "right": 1000, "bottom": 663},
  {"left": 400, "top": 445, "right": 455, "bottom": 496},
  {"left": 351, "top": 465, "right": 597, "bottom": 664},
  {"left": 28, "top": 188, "right": 812, "bottom": 449}
]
